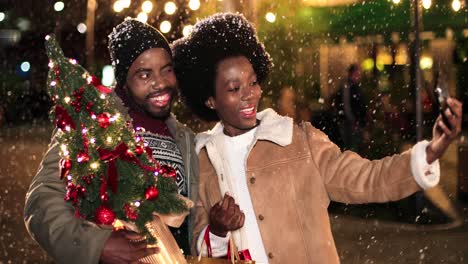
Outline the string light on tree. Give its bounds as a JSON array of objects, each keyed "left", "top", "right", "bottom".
[
  {"left": 392, "top": 0, "right": 401, "bottom": 4},
  {"left": 164, "top": 1, "right": 177, "bottom": 15},
  {"left": 90, "top": 162, "right": 99, "bottom": 170},
  {"left": 142, "top": 1, "right": 153, "bottom": 13},
  {"left": 265, "top": 12, "right": 276, "bottom": 23},
  {"left": 160, "top": 20, "right": 171, "bottom": 33},
  {"left": 188, "top": 0, "right": 200, "bottom": 11}
]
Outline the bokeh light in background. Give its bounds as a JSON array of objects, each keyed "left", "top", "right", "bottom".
[
  {"left": 0, "top": 12, "right": 5, "bottom": 22},
  {"left": 265, "top": 12, "right": 276, "bottom": 23},
  {"left": 121, "top": 0, "right": 131, "bottom": 8},
  {"left": 452, "top": 0, "right": 461, "bottom": 11},
  {"left": 20, "top": 61, "right": 30, "bottom": 72},
  {"left": 142, "top": 1, "right": 153, "bottom": 13},
  {"left": 164, "top": 1, "right": 177, "bottom": 15},
  {"left": 188, "top": 0, "right": 200, "bottom": 11},
  {"left": 160, "top": 20, "right": 171, "bottom": 33},
  {"left": 113, "top": 1, "right": 124, "bottom": 12},
  {"left": 136, "top": 12, "right": 148, "bottom": 23},
  {"left": 53, "top": 1, "right": 65, "bottom": 12},
  {"left": 422, "top": 0, "right": 432, "bottom": 9},
  {"left": 76, "top": 23, "right": 87, "bottom": 34},
  {"left": 182, "top": 25, "right": 193, "bottom": 37}
]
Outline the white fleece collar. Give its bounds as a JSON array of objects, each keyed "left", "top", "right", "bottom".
[{"left": 195, "top": 108, "right": 293, "bottom": 153}]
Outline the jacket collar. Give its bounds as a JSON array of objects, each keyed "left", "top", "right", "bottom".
[{"left": 195, "top": 108, "right": 293, "bottom": 153}]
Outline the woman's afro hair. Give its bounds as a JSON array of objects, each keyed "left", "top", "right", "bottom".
[{"left": 171, "top": 13, "right": 272, "bottom": 121}]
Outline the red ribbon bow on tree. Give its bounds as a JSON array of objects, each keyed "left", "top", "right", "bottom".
[
  {"left": 89, "top": 75, "right": 113, "bottom": 94},
  {"left": 97, "top": 142, "right": 159, "bottom": 193}
]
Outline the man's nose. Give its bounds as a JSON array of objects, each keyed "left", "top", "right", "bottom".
[{"left": 150, "top": 76, "right": 166, "bottom": 90}]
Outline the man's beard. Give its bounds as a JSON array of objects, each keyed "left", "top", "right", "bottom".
[{"left": 126, "top": 86, "right": 175, "bottom": 120}]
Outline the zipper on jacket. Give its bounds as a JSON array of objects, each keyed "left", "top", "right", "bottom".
[{"left": 184, "top": 131, "right": 191, "bottom": 200}]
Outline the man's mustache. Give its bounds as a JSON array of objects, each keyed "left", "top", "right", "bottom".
[{"left": 145, "top": 87, "right": 175, "bottom": 100}]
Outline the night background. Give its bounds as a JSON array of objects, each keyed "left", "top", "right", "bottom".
[{"left": 0, "top": 0, "right": 467, "bottom": 262}]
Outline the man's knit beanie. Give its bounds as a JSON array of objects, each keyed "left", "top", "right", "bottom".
[{"left": 108, "top": 18, "right": 172, "bottom": 91}]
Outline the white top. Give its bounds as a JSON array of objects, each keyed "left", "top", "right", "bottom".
[{"left": 197, "top": 127, "right": 269, "bottom": 263}]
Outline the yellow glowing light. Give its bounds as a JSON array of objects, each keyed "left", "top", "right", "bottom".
[
  {"left": 106, "top": 136, "right": 113, "bottom": 143},
  {"left": 420, "top": 56, "right": 433, "bottom": 70},
  {"left": 90, "top": 162, "right": 99, "bottom": 169},
  {"left": 182, "top": 25, "right": 193, "bottom": 37},
  {"left": 113, "top": 1, "right": 124, "bottom": 12},
  {"left": 188, "top": 0, "right": 200, "bottom": 11},
  {"left": 142, "top": 1, "right": 153, "bottom": 13},
  {"left": 392, "top": 0, "right": 401, "bottom": 4},
  {"left": 452, "top": 0, "right": 461, "bottom": 11},
  {"left": 164, "top": 1, "right": 177, "bottom": 15},
  {"left": 100, "top": 93, "right": 106, "bottom": 99},
  {"left": 160, "top": 20, "right": 171, "bottom": 33},
  {"left": 121, "top": 0, "right": 131, "bottom": 8},
  {"left": 265, "top": 12, "right": 276, "bottom": 23},
  {"left": 60, "top": 144, "right": 68, "bottom": 152},
  {"left": 422, "top": 0, "right": 431, "bottom": 9},
  {"left": 136, "top": 12, "right": 148, "bottom": 23},
  {"left": 361, "top": 58, "right": 374, "bottom": 71},
  {"left": 377, "top": 52, "right": 392, "bottom": 66},
  {"left": 64, "top": 96, "right": 71, "bottom": 104}
]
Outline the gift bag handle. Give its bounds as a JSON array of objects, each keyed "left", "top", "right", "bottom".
[{"left": 198, "top": 225, "right": 238, "bottom": 263}]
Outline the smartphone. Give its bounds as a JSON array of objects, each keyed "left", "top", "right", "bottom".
[{"left": 433, "top": 71, "right": 452, "bottom": 129}]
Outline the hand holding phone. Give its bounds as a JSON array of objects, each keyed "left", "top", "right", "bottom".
[{"left": 433, "top": 72, "right": 452, "bottom": 130}]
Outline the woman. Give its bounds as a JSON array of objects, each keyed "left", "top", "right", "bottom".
[{"left": 172, "top": 13, "right": 462, "bottom": 264}]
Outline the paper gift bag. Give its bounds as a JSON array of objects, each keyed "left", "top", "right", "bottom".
[{"left": 186, "top": 227, "right": 255, "bottom": 264}]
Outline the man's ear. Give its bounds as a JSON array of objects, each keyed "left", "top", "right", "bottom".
[{"left": 205, "top": 97, "right": 216, "bottom": 110}]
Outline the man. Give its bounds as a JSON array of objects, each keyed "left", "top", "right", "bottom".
[
  {"left": 333, "top": 63, "right": 367, "bottom": 151},
  {"left": 24, "top": 19, "right": 198, "bottom": 264}
]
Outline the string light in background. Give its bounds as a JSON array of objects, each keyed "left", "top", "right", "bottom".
[
  {"left": 188, "top": 0, "right": 200, "bottom": 11},
  {"left": 160, "top": 20, "right": 171, "bottom": 33},
  {"left": 142, "top": 1, "right": 153, "bottom": 13},
  {"left": 164, "top": 1, "right": 177, "bottom": 15},
  {"left": 54, "top": 1, "right": 65, "bottom": 12},
  {"left": 20, "top": 61, "right": 30, "bottom": 72},
  {"left": 113, "top": 1, "right": 125, "bottom": 12},
  {"left": 265, "top": 12, "right": 276, "bottom": 23},
  {"left": 182, "top": 25, "right": 193, "bottom": 37},
  {"left": 422, "top": 0, "right": 432, "bottom": 9},
  {"left": 77, "top": 23, "right": 87, "bottom": 34},
  {"left": 121, "top": 0, "right": 131, "bottom": 8},
  {"left": 137, "top": 12, "right": 148, "bottom": 23},
  {"left": 452, "top": 0, "right": 461, "bottom": 11}
]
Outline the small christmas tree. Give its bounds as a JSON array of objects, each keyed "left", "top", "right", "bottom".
[{"left": 45, "top": 34, "right": 186, "bottom": 243}]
